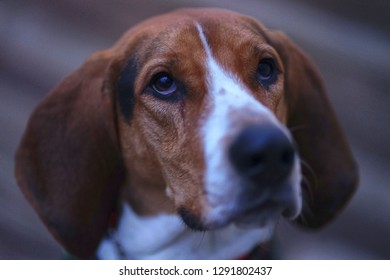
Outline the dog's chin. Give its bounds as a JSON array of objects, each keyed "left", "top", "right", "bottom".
[{"left": 178, "top": 204, "right": 283, "bottom": 232}]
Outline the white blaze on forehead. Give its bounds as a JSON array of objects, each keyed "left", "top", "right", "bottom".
[{"left": 195, "top": 23, "right": 298, "bottom": 221}]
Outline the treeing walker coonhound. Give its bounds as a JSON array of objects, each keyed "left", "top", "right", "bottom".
[{"left": 15, "top": 8, "right": 358, "bottom": 259}]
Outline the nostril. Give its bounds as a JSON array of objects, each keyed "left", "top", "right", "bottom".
[
  {"left": 243, "top": 153, "right": 267, "bottom": 180},
  {"left": 248, "top": 153, "right": 265, "bottom": 170},
  {"left": 281, "top": 147, "right": 295, "bottom": 166}
]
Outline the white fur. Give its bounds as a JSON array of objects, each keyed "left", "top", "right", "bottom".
[{"left": 97, "top": 203, "right": 269, "bottom": 259}]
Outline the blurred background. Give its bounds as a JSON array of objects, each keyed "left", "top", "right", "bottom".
[{"left": 0, "top": 0, "right": 389, "bottom": 259}]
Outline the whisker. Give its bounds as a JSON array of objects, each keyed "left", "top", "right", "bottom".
[
  {"left": 288, "top": 124, "right": 308, "bottom": 133},
  {"left": 301, "top": 175, "right": 311, "bottom": 190},
  {"left": 196, "top": 231, "right": 206, "bottom": 248},
  {"left": 297, "top": 211, "right": 309, "bottom": 227},
  {"left": 300, "top": 159, "right": 319, "bottom": 190}
]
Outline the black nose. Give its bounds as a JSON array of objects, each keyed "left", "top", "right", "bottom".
[{"left": 229, "top": 125, "right": 295, "bottom": 186}]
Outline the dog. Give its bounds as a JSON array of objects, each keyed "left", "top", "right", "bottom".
[{"left": 15, "top": 8, "right": 358, "bottom": 259}]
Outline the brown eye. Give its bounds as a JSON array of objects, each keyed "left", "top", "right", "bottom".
[
  {"left": 152, "top": 73, "right": 177, "bottom": 96},
  {"left": 257, "top": 59, "right": 278, "bottom": 87}
]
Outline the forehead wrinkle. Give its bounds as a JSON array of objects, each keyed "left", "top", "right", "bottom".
[
  {"left": 141, "top": 32, "right": 180, "bottom": 65},
  {"left": 137, "top": 22, "right": 207, "bottom": 75},
  {"left": 142, "top": 19, "right": 204, "bottom": 60}
]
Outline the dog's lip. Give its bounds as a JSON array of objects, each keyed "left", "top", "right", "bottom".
[{"left": 231, "top": 201, "right": 283, "bottom": 228}]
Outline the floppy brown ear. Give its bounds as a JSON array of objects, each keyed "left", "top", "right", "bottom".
[
  {"left": 267, "top": 31, "right": 358, "bottom": 228},
  {"left": 15, "top": 52, "right": 125, "bottom": 258}
]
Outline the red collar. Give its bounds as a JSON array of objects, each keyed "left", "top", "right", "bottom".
[{"left": 236, "top": 243, "right": 273, "bottom": 260}]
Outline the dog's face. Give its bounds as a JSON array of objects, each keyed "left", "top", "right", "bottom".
[
  {"left": 15, "top": 8, "right": 358, "bottom": 258},
  {"left": 116, "top": 10, "right": 301, "bottom": 231}
]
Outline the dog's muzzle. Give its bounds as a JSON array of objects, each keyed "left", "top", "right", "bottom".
[
  {"left": 226, "top": 124, "right": 298, "bottom": 227},
  {"left": 179, "top": 124, "right": 299, "bottom": 231}
]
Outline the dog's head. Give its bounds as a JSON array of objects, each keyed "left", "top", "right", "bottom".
[{"left": 15, "top": 8, "right": 358, "bottom": 258}]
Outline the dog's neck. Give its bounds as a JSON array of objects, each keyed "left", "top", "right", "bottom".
[{"left": 97, "top": 203, "right": 274, "bottom": 260}]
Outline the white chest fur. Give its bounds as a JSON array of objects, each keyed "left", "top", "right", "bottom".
[{"left": 97, "top": 203, "right": 273, "bottom": 260}]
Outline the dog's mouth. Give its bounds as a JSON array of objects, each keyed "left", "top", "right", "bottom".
[
  {"left": 232, "top": 201, "right": 283, "bottom": 229},
  {"left": 178, "top": 197, "right": 296, "bottom": 232}
]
